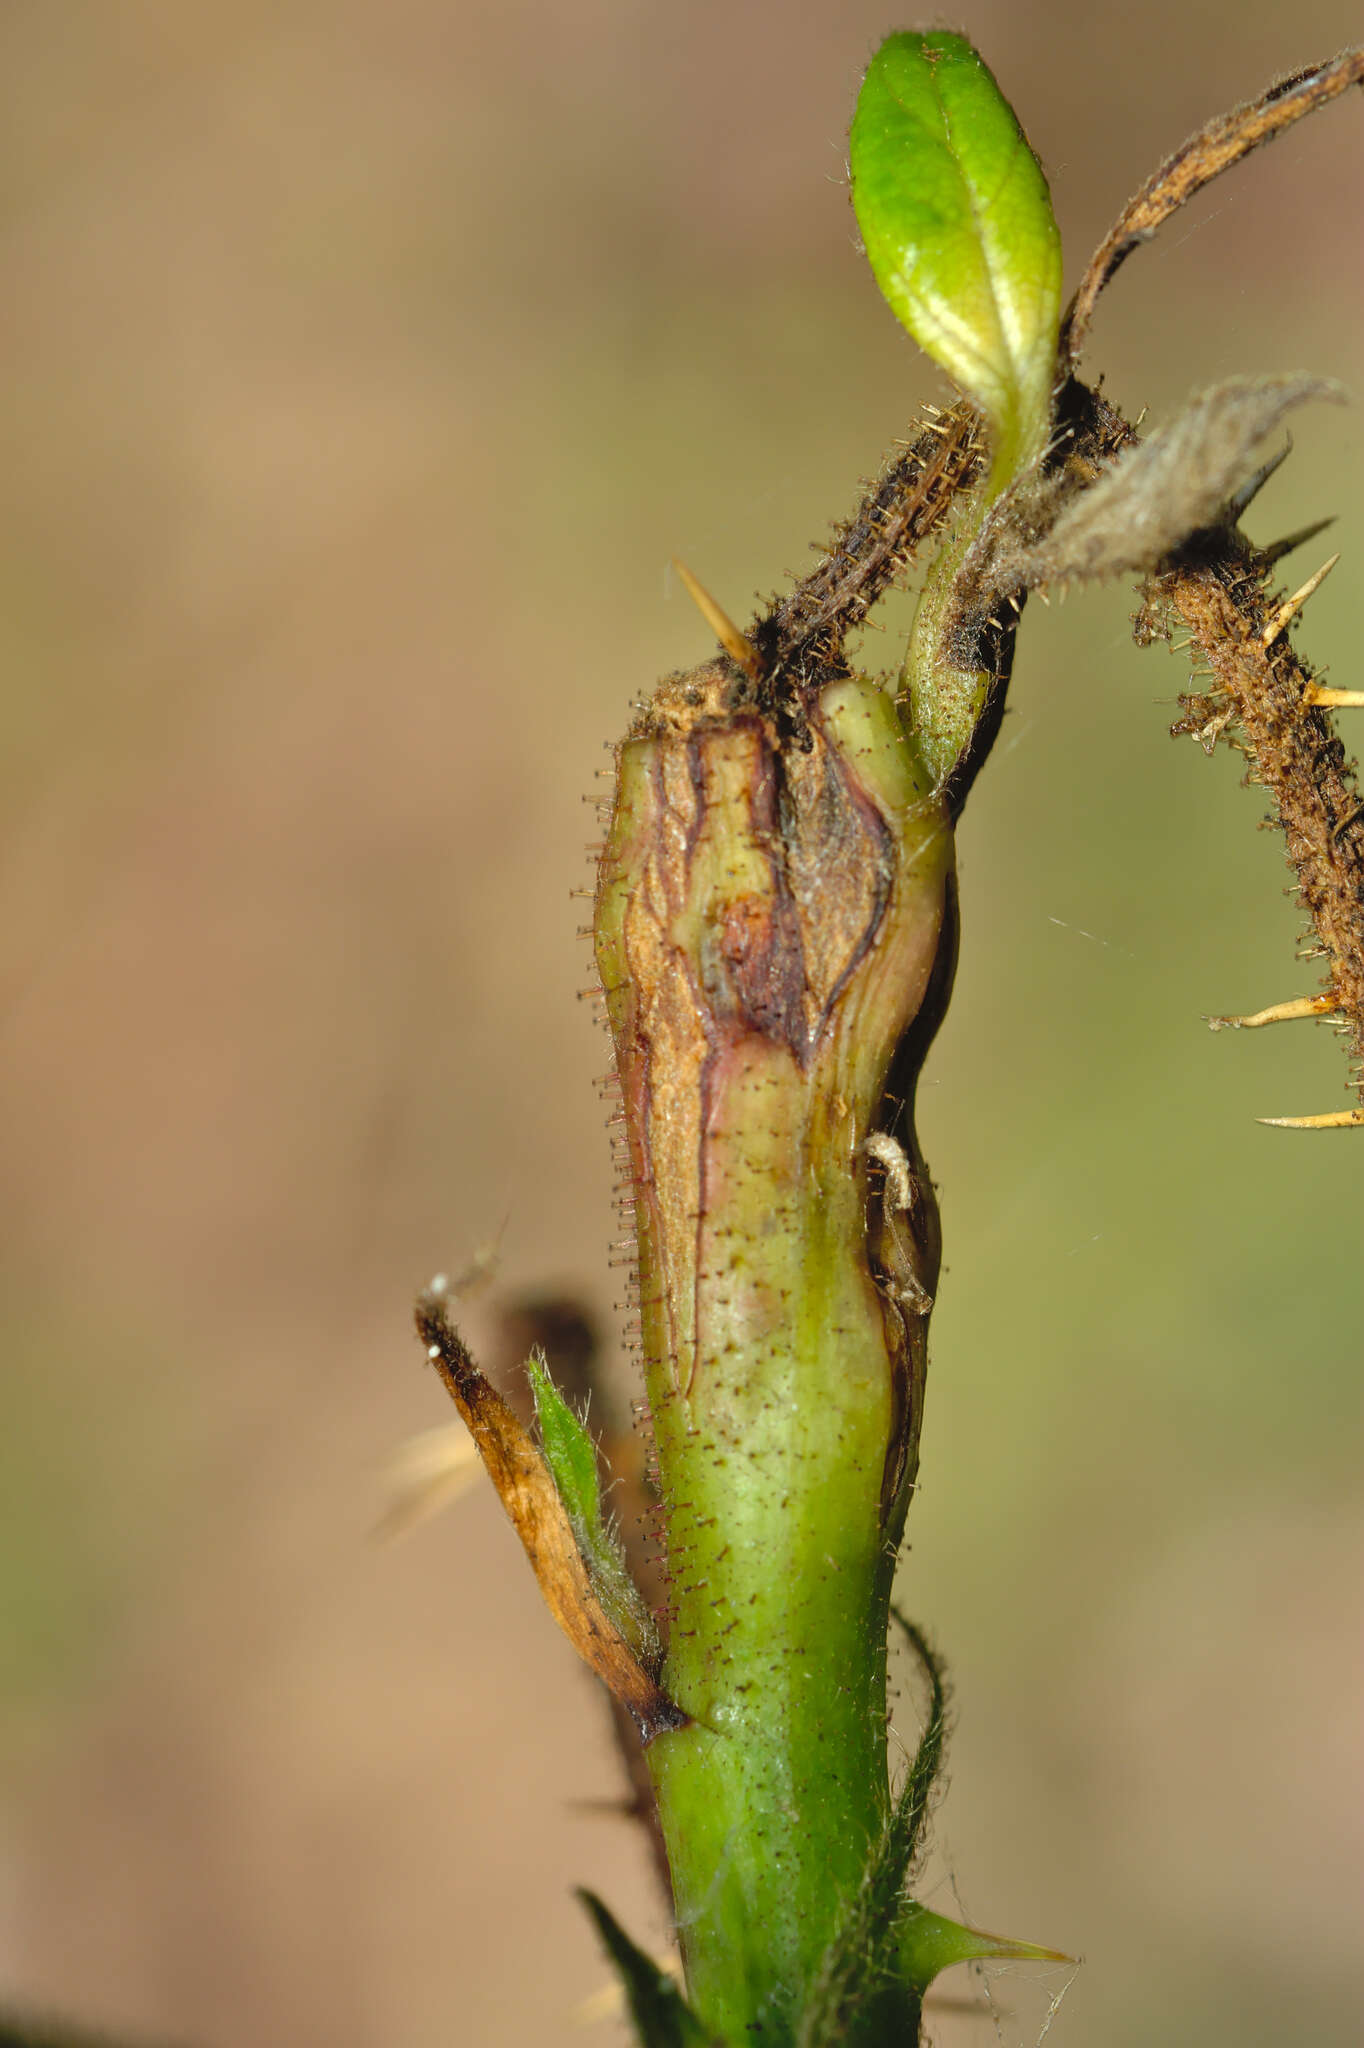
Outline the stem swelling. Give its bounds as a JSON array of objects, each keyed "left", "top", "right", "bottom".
[{"left": 596, "top": 669, "right": 953, "bottom": 2039}]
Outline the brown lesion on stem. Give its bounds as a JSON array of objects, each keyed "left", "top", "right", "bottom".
[
  {"left": 608, "top": 673, "right": 926, "bottom": 1406},
  {"left": 413, "top": 1290, "right": 687, "bottom": 1743}
]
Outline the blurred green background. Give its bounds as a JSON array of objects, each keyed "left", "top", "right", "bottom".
[{"left": 0, "top": 4, "right": 1360, "bottom": 2045}]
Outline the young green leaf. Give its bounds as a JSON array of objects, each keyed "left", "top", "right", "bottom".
[
  {"left": 527, "top": 1355, "right": 659, "bottom": 1668},
  {"left": 526, "top": 1353, "right": 601, "bottom": 1538},
  {"left": 850, "top": 31, "right": 1062, "bottom": 489}
]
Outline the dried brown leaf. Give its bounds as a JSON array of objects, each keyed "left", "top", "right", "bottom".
[
  {"left": 1015, "top": 376, "right": 1344, "bottom": 584},
  {"left": 413, "top": 1291, "right": 687, "bottom": 1741}
]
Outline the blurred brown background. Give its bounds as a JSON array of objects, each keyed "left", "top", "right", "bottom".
[{"left": 1, "top": 4, "right": 1360, "bottom": 2044}]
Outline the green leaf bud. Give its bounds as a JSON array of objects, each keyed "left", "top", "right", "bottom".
[{"left": 851, "top": 32, "right": 1063, "bottom": 490}]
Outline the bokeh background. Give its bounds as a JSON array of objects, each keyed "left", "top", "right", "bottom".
[{"left": 1, "top": 4, "right": 1361, "bottom": 2045}]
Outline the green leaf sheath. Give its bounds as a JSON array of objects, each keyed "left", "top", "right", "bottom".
[
  {"left": 595, "top": 666, "right": 953, "bottom": 2042},
  {"left": 850, "top": 31, "right": 1062, "bottom": 491}
]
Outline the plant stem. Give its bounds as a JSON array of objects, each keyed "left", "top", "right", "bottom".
[{"left": 596, "top": 671, "right": 953, "bottom": 2040}]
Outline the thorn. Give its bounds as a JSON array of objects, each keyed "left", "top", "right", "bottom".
[
  {"left": 1228, "top": 438, "right": 1291, "bottom": 519},
  {"left": 1259, "top": 515, "right": 1335, "bottom": 567},
  {"left": 671, "top": 558, "right": 760, "bottom": 679},
  {"left": 1260, "top": 554, "right": 1340, "bottom": 646},
  {"left": 1207, "top": 993, "right": 1338, "bottom": 1030},
  {"left": 1304, "top": 684, "right": 1364, "bottom": 708},
  {"left": 1192, "top": 706, "right": 1235, "bottom": 754},
  {"left": 1257, "top": 1108, "right": 1364, "bottom": 1129}
]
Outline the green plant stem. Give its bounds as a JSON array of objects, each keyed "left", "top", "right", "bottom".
[
  {"left": 644, "top": 1066, "right": 916, "bottom": 2042},
  {"left": 900, "top": 485, "right": 995, "bottom": 793},
  {"left": 597, "top": 673, "right": 954, "bottom": 2041}
]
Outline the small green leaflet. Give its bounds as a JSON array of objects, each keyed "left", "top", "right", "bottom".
[
  {"left": 527, "top": 1355, "right": 659, "bottom": 1668},
  {"left": 850, "top": 32, "right": 1062, "bottom": 489}
]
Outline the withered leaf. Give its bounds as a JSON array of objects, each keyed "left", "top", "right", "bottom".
[
  {"left": 414, "top": 1292, "right": 686, "bottom": 1742},
  {"left": 1018, "top": 375, "right": 1344, "bottom": 584}
]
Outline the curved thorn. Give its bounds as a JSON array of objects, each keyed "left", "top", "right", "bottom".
[
  {"left": 671, "top": 558, "right": 761, "bottom": 678},
  {"left": 1207, "top": 993, "right": 1338, "bottom": 1030},
  {"left": 1228, "top": 438, "right": 1291, "bottom": 518},
  {"left": 1259, "top": 515, "right": 1335, "bottom": 567},
  {"left": 1260, "top": 553, "right": 1340, "bottom": 646},
  {"left": 1257, "top": 1108, "right": 1364, "bottom": 1129},
  {"left": 1305, "top": 685, "right": 1364, "bottom": 709}
]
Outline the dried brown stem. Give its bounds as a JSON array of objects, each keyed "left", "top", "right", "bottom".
[
  {"left": 1141, "top": 546, "right": 1364, "bottom": 1101},
  {"left": 751, "top": 402, "right": 983, "bottom": 691},
  {"left": 1063, "top": 46, "right": 1364, "bottom": 362}
]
